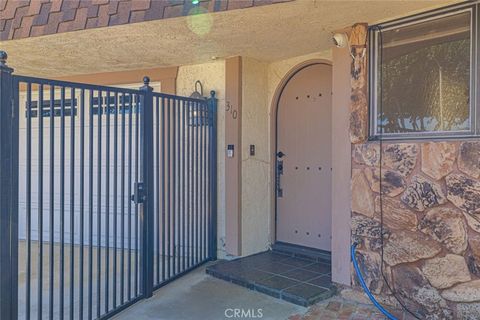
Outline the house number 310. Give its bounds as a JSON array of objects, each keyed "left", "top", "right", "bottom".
[{"left": 225, "top": 101, "right": 238, "bottom": 120}]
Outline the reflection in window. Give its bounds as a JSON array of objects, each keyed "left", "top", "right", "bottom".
[{"left": 375, "top": 11, "right": 472, "bottom": 135}]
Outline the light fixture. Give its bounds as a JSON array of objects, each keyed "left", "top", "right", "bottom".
[
  {"left": 189, "top": 80, "right": 208, "bottom": 126},
  {"left": 332, "top": 33, "right": 348, "bottom": 48},
  {"left": 190, "top": 80, "right": 205, "bottom": 100},
  {"left": 192, "top": 0, "right": 200, "bottom": 4}
]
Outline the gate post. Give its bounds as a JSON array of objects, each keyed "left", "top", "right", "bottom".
[
  {"left": 0, "top": 51, "right": 19, "bottom": 319},
  {"left": 139, "top": 77, "right": 154, "bottom": 298},
  {"left": 207, "top": 91, "right": 218, "bottom": 260}
]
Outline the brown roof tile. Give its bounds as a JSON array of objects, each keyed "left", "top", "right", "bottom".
[{"left": 2, "top": 0, "right": 293, "bottom": 40}]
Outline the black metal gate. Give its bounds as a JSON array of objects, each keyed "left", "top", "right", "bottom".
[{"left": 0, "top": 53, "right": 217, "bottom": 320}]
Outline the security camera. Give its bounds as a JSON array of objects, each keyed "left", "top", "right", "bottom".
[{"left": 332, "top": 33, "right": 348, "bottom": 48}]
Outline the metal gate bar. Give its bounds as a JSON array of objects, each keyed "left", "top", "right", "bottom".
[
  {"left": 0, "top": 53, "right": 19, "bottom": 320},
  {"left": 0, "top": 53, "right": 217, "bottom": 320},
  {"left": 12, "top": 75, "right": 145, "bottom": 320},
  {"left": 150, "top": 91, "right": 217, "bottom": 291}
]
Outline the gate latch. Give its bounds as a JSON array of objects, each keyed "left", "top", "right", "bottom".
[{"left": 131, "top": 182, "right": 146, "bottom": 204}]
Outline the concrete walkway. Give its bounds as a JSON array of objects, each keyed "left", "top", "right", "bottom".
[
  {"left": 113, "top": 264, "right": 307, "bottom": 320},
  {"left": 113, "top": 263, "right": 396, "bottom": 320}
]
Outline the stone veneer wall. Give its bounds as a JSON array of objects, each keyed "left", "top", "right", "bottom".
[{"left": 349, "top": 24, "right": 480, "bottom": 319}]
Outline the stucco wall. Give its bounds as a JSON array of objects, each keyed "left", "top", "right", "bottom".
[
  {"left": 235, "top": 51, "right": 346, "bottom": 256},
  {"left": 235, "top": 52, "right": 336, "bottom": 256},
  {"left": 174, "top": 52, "right": 349, "bottom": 258},
  {"left": 240, "top": 57, "right": 271, "bottom": 256},
  {"left": 267, "top": 50, "right": 332, "bottom": 113},
  {"left": 176, "top": 61, "right": 227, "bottom": 258},
  {"left": 331, "top": 46, "right": 353, "bottom": 286}
]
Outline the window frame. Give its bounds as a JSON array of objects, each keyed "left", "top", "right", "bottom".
[{"left": 368, "top": 3, "right": 479, "bottom": 140}]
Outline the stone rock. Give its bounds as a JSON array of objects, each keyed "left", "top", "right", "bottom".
[
  {"left": 351, "top": 170, "right": 375, "bottom": 217},
  {"left": 441, "top": 280, "right": 480, "bottom": 302},
  {"left": 466, "top": 234, "right": 480, "bottom": 278},
  {"left": 401, "top": 175, "right": 447, "bottom": 211},
  {"left": 456, "top": 303, "right": 480, "bottom": 320},
  {"left": 422, "top": 254, "right": 471, "bottom": 289},
  {"left": 340, "top": 288, "right": 402, "bottom": 309},
  {"left": 418, "top": 207, "right": 467, "bottom": 255},
  {"left": 362, "top": 237, "right": 384, "bottom": 252},
  {"left": 383, "top": 230, "right": 441, "bottom": 266},
  {"left": 446, "top": 174, "right": 480, "bottom": 214},
  {"left": 340, "top": 288, "right": 371, "bottom": 305},
  {"left": 374, "top": 196, "right": 417, "bottom": 232},
  {"left": 350, "top": 88, "right": 368, "bottom": 144},
  {"left": 421, "top": 142, "right": 456, "bottom": 180},
  {"left": 458, "top": 142, "right": 480, "bottom": 179},
  {"left": 353, "top": 143, "right": 380, "bottom": 166},
  {"left": 349, "top": 24, "right": 368, "bottom": 144},
  {"left": 392, "top": 265, "right": 451, "bottom": 319},
  {"left": 364, "top": 167, "right": 405, "bottom": 197},
  {"left": 351, "top": 218, "right": 388, "bottom": 252},
  {"left": 350, "top": 23, "right": 368, "bottom": 88},
  {"left": 351, "top": 215, "right": 383, "bottom": 239},
  {"left": 469, "top": 233, "right": 480, "bottom": 259},
  {"left": 353, "top": 250, "right": 390, "bottom": 295},
  {"left": 382, "top": 143, "right": 418, "bottom": 177},
  {"left": 463, "top": 212, "right": 480, "bottom": 233},
  {"left": 465, "top": 249, "right": 480, "bottom": 278}
]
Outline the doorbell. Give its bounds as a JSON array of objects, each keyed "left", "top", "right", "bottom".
[{"left": 227, "top": 144, "right": 234, "bottom": 158}]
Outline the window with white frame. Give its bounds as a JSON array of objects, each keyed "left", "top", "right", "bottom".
[{"left": 370, "top": 5, "right": 477, "bottom": 139}]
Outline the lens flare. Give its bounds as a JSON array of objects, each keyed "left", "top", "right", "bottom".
[{"left": 187, "top": 6, "right": 213, "bottom": 37}]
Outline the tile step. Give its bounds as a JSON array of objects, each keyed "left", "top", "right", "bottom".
[{"left": 271, "top": 242, "right": 331, "bottom": 264}]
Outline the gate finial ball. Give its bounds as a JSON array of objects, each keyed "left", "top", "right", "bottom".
[{"left": 143, "top": 76, "right": 150, "bottom": 86}]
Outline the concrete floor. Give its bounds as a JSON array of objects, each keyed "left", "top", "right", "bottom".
[
  {"left": 114, "top": 264, "right": 307, "bottom": 320},
  {"left": 18, "top": 242, "right": 381, "bottom": 320},
  {"left": 18, "top": 241, "right": 202, "bottom": 319}
]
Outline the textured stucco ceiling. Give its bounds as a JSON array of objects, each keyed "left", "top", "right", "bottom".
[{"left": 1, "top": 0, "right": 460, "bottom": 77}]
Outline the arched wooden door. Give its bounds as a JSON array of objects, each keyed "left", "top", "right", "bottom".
[{"left": 276, "top": 63, "right": 332, "bottom": 251}]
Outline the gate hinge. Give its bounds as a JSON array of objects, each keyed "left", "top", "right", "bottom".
[{"left": 131, "top": 182, "right": 146, "bottom": 204}]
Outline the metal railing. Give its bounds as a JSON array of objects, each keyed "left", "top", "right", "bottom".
[{"left": 0, "top": 52, "right": 217, "bottom": 320}]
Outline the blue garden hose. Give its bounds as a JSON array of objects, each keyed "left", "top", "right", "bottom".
[{"left": 351, "top": 243, "right": 398, "bottom": 320}]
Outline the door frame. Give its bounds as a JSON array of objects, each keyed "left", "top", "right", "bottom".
[{"left": 270, "top": 59, "right": 333, "bottom": 246}]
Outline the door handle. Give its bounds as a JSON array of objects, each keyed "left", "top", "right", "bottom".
[{"left": 276, "top": 159, "right": 283, "bottom": 198}]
